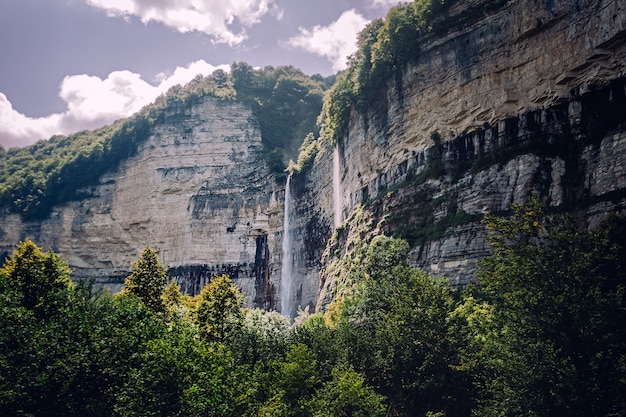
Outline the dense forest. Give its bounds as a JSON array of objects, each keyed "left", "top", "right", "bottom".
[
  {"left": 1, "top": 198, "right": 625, "bottom": 416},
  {"left": 0, "top": 64, "right": 332, "bottom": 220},
  {"left": 1, "top": 0, "right": 625, "bottom": 415}
]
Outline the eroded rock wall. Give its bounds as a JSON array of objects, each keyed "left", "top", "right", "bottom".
[
  {"left": 0, "top": 98, "right": 284, "bottom": 308},
  {"left": 300, "top": 0, "right": 626, "bottom": 309},
  {"left": 1, "top": 0, "right": 624, "bottom": 315}
]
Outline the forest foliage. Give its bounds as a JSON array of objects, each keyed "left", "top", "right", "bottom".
[
  {"left": 1, "top": 200, "right": 625, "bottom": 417},
  {"left": 0, "top": 64, "right": 331, "bottom": 220}
]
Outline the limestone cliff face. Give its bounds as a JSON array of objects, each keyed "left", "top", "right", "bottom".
[
  {"left": 294, "top": 0, "right": 626, "bottom": 309},
  {"left": 0, "top": 98, "right": 284, "bottom": 309},
  {"left": 1, "top": 0, "right": 625, "bottom": 316}
]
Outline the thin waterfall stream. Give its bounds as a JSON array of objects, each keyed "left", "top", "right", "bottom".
[
  {"left": 333, "top": 146, "right": 342, "bottom": 227},
  {"left": 280, "top": 175, "right": 293, "bottom": 318}
]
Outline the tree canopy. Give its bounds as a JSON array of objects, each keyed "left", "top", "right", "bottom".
[
  {"left": 195, "top": 274, "right": 244, "bottom": 344},
  {"left": 1, "top": 207, "right": 625, "bottom": 416},
  {"left": 0, "top": 239, "right": 72, "bottom": 319},
  {"left": 120, "top": 246, "right": 169, "bottom": 313},
  {"left": 460, "top": 197, "right": 626, "bottom": 416}
]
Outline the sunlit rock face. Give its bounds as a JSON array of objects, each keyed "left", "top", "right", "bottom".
[
  {"left": 1, "top": 0, "right": 625, "bottom": 314},
  {"left": 297, "top": 0, "right": 626, "bottom": 309},
  {"left": 0, "top": 98, "right": 284, "bottom": 309}
]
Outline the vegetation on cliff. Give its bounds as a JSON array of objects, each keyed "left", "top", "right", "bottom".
[
  {"left": 320, "top": 0, "right": 451, "bottom": 141},
  {"left": 288, "top": 133, "right": 321, "bottom": 175},
  {"left": 0, "top": 64, "right": 330, "bottom": 220},
  {"left": 0, "top": 114, "right": 151, "bottom": 220},
  {"left": 1, "top": 201, "right": 624, "bottom": 416},
  {"left": 231, "top": 63, "right": 333, "bottom": 159}
]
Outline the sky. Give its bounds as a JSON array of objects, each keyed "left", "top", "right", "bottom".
[{"left": 0, "top": 0, "right": 401, "bottom": 149}]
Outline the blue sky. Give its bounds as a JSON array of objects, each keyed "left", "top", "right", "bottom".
[{"left": 0, "top": 0, "right": 399, "bottom": 148}]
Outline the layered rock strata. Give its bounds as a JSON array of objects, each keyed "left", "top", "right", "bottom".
[
  {"left": 294, "top": 0, "right": 626, "bottom": 309},
  {"left": 0, "top": 98, "right": 284, "bottom": 309},
  {"left": 1, "top": 0, "right": 625, "bottom": 315}
]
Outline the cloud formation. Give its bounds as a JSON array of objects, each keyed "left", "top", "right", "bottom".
[
  {"left": 0, "top": 60, "right": 228, "bottom": 149},
  {"left": 370, "top": 0, "right": 403, "bottom": 7},
  {"left": 85, "top": 0, "right": 281, "bottom": 45},
  {"left": 287, "top": 10, "right": 369, "bottom": 73}
]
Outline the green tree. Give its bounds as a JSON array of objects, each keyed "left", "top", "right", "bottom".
[
  {"left": 307, "top": 365, "right": 387, "bottom": 417},
  {"left": 370, "top": 4, "right": 419, "bottom": 80},
  {"left": 231, "top": 61, "right": 255, "bottom": 92},
  {"left": 0, "top": 272, "right": 42, "bottom": 415},
  {"left": 321, "top": 72, "right": 356, "bottom": 141},
  {"left": 232, "top": 308, "right": 290, "bottom": 365},
  {"left": 177, "top": 344, "right": 252, "bottom": 417},
  {"left": 0, "top": 239, "right": 72, "bottom": 318},
  {"left": 289, "top": 313, "right": 340, "bottom": 379},
  {"left": 162, "top": 279, "right": 184, "bottom": 316},
  {"left": 195, "top": 274, "right": 244, "bottom": 344},
  {"left": 43, "top": 289, "right": 165, "bottom": 417},
  {"left": 274, "top": 343, "right": 321, "bottom": 417},
  {"left": 290, "top": 133, "right": 319, "bottom": 174},
  {"left": 121, "top": 246, "right": 168, "bottom": 313},
  {"left": 0, "top": 278, "right": 167, "bottom": 417},
  {"left": 350, "top": 19, "right": 384, "bottom": 103},
  {"left": 338, "top": 236, "right": 471, "bottom": 417},
  {"left": 113, "top": 319, "right": 248, "bottom": 417},
  {"left": 470, "top": 197, "right": 626, "bottom": 416}
]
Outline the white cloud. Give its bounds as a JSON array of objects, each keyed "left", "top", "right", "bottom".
[
  {"left": 85, "top": 0, "right": 279, "bottom": 45},
  {"left": 370, "top": 0, "right": 404, "bottom": 7},
  {"left": 287, "top": 10, "right": 369, "bottom": 73},
  {"left": 156, "top": 60, "right": 227, "bottom": 91},
  {"left": 0, "top": 60, "right": 229, "bottom": 149},
  {"left": 0, "top": 95, "right": 63, "bottom": 149}
]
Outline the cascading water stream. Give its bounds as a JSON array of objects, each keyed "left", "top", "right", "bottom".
[
  {"left": 280, "top": 175, "right": 293, "bottom": 318},
  {"left": 333, "top": 146, "right": 342, "bottom": 227}
]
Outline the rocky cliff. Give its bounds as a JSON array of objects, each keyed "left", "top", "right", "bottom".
[
  {"left": 1, "top": 0, "right": 624, "bottom": 315},
  {"left": 290, "top": 0, "right": 626, "bottom": 309},
  {"left": 0, "top": 98, "right": 287, "bottom": 309}
]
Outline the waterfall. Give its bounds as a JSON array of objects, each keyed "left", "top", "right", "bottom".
[
  {"left": 280, "top": 175, "right": 294, "bottom": 318},
  {"left": 333, "top": 146, "right": 342, "bottom": 227}
]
